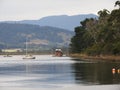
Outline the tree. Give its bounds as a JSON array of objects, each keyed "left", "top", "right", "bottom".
[
  {"left": 70, "top": 19, "right": 95, "bottom": 53},
  {"left": 70, "top": 1, "right": 120, "bottom": 55},
  {"left": 115, "top": 0, "right": 120, "bottom": 9},
  {"left": 108, "top": 9, "right": 120, "bottom": 41},
  {"left": 96, "top": 9, "right": 110, "bottom": 44},
  {"left": 70, "top": 26, "right": 86, "bottom": 53},
  {"left": 98, "top": 9, "right": 110, "bottom": 18},
  {"left": 85, "top": 18, "right": 98, "bottom": 44}
]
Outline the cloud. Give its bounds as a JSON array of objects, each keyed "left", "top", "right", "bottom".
[{"left": 0, "top": 0, "right": 117, "bottom": 21}]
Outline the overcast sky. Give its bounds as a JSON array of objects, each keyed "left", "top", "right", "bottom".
[{"left": 0, "top": 0, "right": 117, "bottom": 21}]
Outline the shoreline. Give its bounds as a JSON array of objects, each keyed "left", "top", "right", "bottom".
[{"left": 70, "top": 54, "right": 120, "bottom": 62}]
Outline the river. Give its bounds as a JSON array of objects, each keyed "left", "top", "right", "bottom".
[{"left": 0, "top": 55, "right": 120, "bottom": 90}]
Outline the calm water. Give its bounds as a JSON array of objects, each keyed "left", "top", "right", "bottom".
[{"left": 0, "top": 55, "right": 120, "bottom": 90}]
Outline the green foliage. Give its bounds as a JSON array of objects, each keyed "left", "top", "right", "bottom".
[
  {"left": 85, "top": 44, "right": 102, "bottom": 56},
  {"left": 70, "top": 26, "right": 86, "bottom": 53},
  {"left": 70, "top": 1, "right": 120, "bottom": 55},
  {"left": 115, "top": 0, "right": 120, "bottom": 8},
  {"left": 0, "top": 23, "right": 74, "bottom": 49},
  {"left": 112, "top": 42, "right": 120, "bottom": 55}
]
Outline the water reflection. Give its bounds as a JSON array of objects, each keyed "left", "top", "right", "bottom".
[
  {"left": 0, "top": 63, "right": 75, "bottom": 87},
  {"left": 0, "top": 57, "right": 120, "bottom": 88},
  {"left": 73, "top": 60, "right": 120, "bottom": 85},
  {"left": 24, "top": 64, "right": 75, "bottom": 84}
]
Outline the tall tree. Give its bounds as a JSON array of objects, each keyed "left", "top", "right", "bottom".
[
  {"left": 98, "top": 9, "right": 110, "bottom": 18},
  {"left": 70, "top": 26, "right": 86, "bottom": 53},
  {"left": 70, "top": 1, "right": 120, "bottom": 55},
  {"left": 115, "top": 0, "right": 120, "bottom": 9},
  {"left": 108, "top": 9, "right": 120, "bottom": 41},
  {"left": 85, "top": 18, "right": 98, "bottom": 44}
]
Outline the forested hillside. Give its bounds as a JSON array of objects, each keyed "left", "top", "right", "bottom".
[
  {"left": 0, "top": 23, "right": 74, "bottom": 49},
  {"left": 70, "top": 1, "right": 120, "bottom": 55}
]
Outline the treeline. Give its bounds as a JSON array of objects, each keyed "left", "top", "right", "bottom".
[{"left": 70, "top": 1, "right": 120, "bottom": 55}]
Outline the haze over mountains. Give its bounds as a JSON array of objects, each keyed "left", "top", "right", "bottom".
[
  {"left": 0, "top": 23, "right": 74, "bottom": 49},
  {"left": 0, "top": 14, "right": 98, "bottom": 50},
  {"left": 4, "top": 14, "right": 98, "bottom": 31}
]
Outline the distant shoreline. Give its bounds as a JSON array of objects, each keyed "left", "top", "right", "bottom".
[{"left": 70, "top": 54, "right": 120, "bottom": 62}]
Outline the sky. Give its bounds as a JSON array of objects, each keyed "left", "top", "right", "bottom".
[{"left": 0, "top": 0, "right": 118, "bottom": 21}]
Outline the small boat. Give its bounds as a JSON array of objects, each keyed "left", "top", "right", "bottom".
[
  {"left": 23, "top": 54, "right": 35, "bottom": 59},
  {"left": 54, "top": 49, "right": 63, "bottom": 57},
  {"left": 23, "top": 37, "right": 35, "bottom": 59}
]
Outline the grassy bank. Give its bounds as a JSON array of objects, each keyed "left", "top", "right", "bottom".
[{"left": 70, "top": 54, "right": 120, "bottom": 61}]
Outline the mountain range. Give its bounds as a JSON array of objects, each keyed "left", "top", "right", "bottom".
[
  {"left": 0, "top": 23, "right": 74, "bottom": 50},
  {"left": 0, "top": 14, "right": 98, "bottom": 50},
  {"left": 4, "top": 14, "right": 98, "bottom": 31}
]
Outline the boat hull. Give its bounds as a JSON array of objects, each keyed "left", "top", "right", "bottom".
[{"left": 23, "top": 55, "right": 35, "bottom": 59}]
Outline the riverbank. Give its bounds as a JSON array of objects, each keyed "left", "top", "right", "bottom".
[
  {"left": 70, "top": 54, "right": 120, "bottom": 61},
  {"left": 1, "top": 85, "right": 120, "bottom": 90}
]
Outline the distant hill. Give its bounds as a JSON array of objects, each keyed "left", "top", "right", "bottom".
[
  {"left": 4, "top": 14, "right": 98, "bottom": 31},
  {"left": 0, "top": 23, "right": 74, "bottom": 49}
]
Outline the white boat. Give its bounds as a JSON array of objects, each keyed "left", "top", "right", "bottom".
[
  {"left": 23, "top": 37, "right": 35, "bottom": 59},
  {"left": 54, "top": 49, "right": 63, "bottom": 57},
  {"left": 23, "top": 55, "right": 35, "bottom": 59}
]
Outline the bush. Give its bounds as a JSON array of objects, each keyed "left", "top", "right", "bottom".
[
  {"left": 85, "top": 43, "right": 103, "bottom": 56},
  {"left": 112, "top": 42, "right": 120, "bottom": 55}
]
